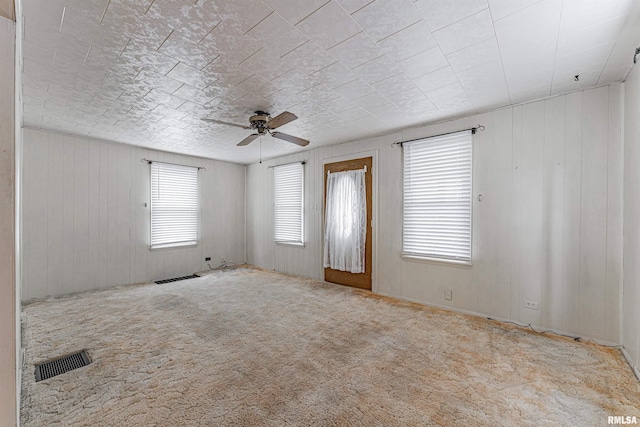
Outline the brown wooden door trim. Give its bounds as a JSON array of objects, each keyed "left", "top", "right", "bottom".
[{"left": 323, "top": 157, "right": 373, "bottom": 290}]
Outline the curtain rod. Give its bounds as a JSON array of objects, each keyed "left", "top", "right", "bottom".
[
  {"left": 391, "top": 125, "right": 485, "bottom": 147},
  {"left": 267, "top": 160, "right": 306, "bottom": 169},
  {"left": 327, "top": 165, "right": 367, "bottom": 175},
  {"left": 141, "top": 158, "right": 206, "bottom": 170}
]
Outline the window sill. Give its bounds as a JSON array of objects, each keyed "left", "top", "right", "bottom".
[
  {"left": 150, "top": 241, "right": 197, "bottom": 251},
  {"left": 275, "top": 241, "right": 305, "bottom": 248},
  {"left": 402, "top": 254, "right": 472, "bottom": 268}
]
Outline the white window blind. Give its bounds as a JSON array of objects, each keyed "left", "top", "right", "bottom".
[
  {"left": 150, "top": 162, "right": 199, "bottom": 249},
  {"left": 403, "top": 130, "right": 472, "bottom": 262},
  {"left": 273, "top": 162, "right": 304, "bottom": 244}
]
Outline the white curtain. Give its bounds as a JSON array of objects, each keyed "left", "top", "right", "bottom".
[{"left": 323, "top": 169, "right": 367, "bottom": 273}]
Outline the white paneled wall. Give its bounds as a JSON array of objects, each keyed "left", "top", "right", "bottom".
[
  {"left": 247, "top": 85, "right": 624, "bottom": 344},
  {"left": 0, "top": 16, "right": 17, "bottom": 427},
  {"left": 22, "top": 129, "right": 245, "bottom": 300},
  {"left": 623, "top": 65, "right": 640, "bottom": 377}
]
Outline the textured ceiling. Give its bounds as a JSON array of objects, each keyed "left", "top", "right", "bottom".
[{"left": 21, "top": 0, "right": 640, "bottom": 164}]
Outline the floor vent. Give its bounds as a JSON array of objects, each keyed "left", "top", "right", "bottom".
[
  {"left": 155, "top": 274, "right": 200, "bottom": 284},
  {"left": 35, "top": 350, "right": 91, "bottom": 382}
]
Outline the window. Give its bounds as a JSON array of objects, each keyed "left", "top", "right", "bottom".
[
  {"left": 273, "top": 162, "right": 304, "bottom": 245},
  {"left": 150, "top": 162, "right": 199, "bottom": 249},
  {"left": 402, "top": 130, "right": 472, "bottom": 263}
]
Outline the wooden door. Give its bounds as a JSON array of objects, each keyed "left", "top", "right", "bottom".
[{"left": 324, "top": 157, "right": 372, "bottom": 290}]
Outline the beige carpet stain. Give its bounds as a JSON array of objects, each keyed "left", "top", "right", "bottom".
[{"left": 20, "top": 267, "right": 639, "bottom": 426}]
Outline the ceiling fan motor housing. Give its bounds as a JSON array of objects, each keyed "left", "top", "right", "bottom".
[{"left": 249, "top": 111, "right": 270, "bottom": 133}]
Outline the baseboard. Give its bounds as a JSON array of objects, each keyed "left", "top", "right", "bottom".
[
  {"left": 376, "top": 292, "right": 621, "bottom": 347},
  {"left": 621, "top": 346, "right": 640, "bottom": 382}
]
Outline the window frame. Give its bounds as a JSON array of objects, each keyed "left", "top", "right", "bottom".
[
  {"left": 401, "top": 130, "right": 473, "bottom": 265},
  {"left": 149, "top": 161, "right": 200, "bottom": 250},
  {"left": 273, "top": 162, "right": 305, "bottom": 247}
]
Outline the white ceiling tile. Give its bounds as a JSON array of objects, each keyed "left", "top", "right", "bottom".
[
  {"left": 281, "top": 41, "right": 337, "bottom": 75},
  {"left": 236, "top": 75, "right": 280, "bottom": 99},
  {"left": 557, "top": 15, "right": 626, "bottom": 56},
  {"left": 22, "top": 39, "right": 56, "bottom": 67},
  {"left": 200, "top": 21, "right": 264, "bottom": 65},
  {"left": 214, "top": 0, "right": 274, "bottom": 35},
  {"left": 62, "top": 0, "right": 111, "bottom": 21},
  {"left": 413, "top": 66, "right": 458, "bottom": 93},
  {"left": 353, "top": 55, "right": 403, "bottom": 84},
  {"left": 454, "top": 60, "right": 510, "bottom": 109},
  {"left": 554, "top": 43, "right": 614, "bottom": 76},
  {"left": 296, "top": 1, "right": 362, "bottom": 49},
  {"left": 386, "top": 86, "right": 429, "bottom": 108},
  {"left": 327, "top": 31, "right": 380, "bottom": 69},
  {"left": 446, "top": 37, "right": 501, "bottom": 73},
  {"left": 135, "top": 68, "right": 184, "bottom": 94},
  {"left": 247, "top": 12, "right": 309, "bottom": 58},
  {"left": 22, "top": 0, "right": 64, "bottom": 30},
  {"left": 270, "top": 69, "right": 320, "bottom": 94},
  {"left": 166, "top": 63, "right": 213, "bottom": 90},
  {"left": 400, "top": 47, "right": 448, "bottom": 79},
  {"left": 146, "top": 0, "right": 209, "bottom": 41},
  {"left": 158, "top": 31, "right": 219, "bottom": 70},
  {"left": 240, "top": 48, "right": 296, "bottom": 81},
  {"left": 354, "top": 92, "right": 392, "bottom": 110},
  {"left": 100, "top": 1, "right": 173, "bottom": 49},
  {"left": 415, "top": 0, "right": 487, "bottom": 31},
  {"left": 372, "top": 72, "right": 418, "bottom": 97},
  {"left": 336, "top": 0, "right": 373, "bottom": 14},
  {"left": 488, "top": 0, "right": 541, "bottom": 22},
  {"left": 262, "top": 0, "right": 329, "bottom": 25},
  {"left": 426, "top": 81, "right": 475, "bottom": 113},
  {"left": 559, "top": 0, "right": 632, "bottom": 34},
  {"left": 119, "top": 39, "right": 179, "bottom": 76},
  {"left": 317, "top": 95, "right": 359, "bottom": 112},
  {"left": 494, "top": 0, "right": 562, "bottom": 57},
  {"left": 310, "top": 62, "right": 358, "bottom": 89},
  {"left": 169, "top": 3, "right": 223, "bottom": 43},
  {"left": 376, "top": 21, "right": 438, "bottom": 62},
  {"left": 433, "top": 9, "right": 495, "bottom": 55},
  {"left": 352, "top": 0, "right": 421, "bottom": 42},
  {"left": 334, "top": 78, "right": 376, "bottom": 100}
]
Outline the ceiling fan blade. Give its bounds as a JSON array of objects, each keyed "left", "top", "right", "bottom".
[
  {"left": 237, "top": 134, "right": 259, "bottom": 146},
  {"left": 202, "top": 118, "right": 251, "bottom": 130},
  {"left": 267, "top": 111, "right": 298, "bottom": 129},
  {"left": 271, "top": 132, "right": 309, "bottom": 147}
]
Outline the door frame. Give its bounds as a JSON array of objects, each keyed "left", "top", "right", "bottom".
[{"left": 322, "top": 150, "right": 378, "bottom": 293}]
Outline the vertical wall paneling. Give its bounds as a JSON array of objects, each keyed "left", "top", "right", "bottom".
[
  {"left": 605, "top": 84, "right": 623, "bottom": 344},
  {"left": 541, "top": 96, "right": 565, "bottom": 330},
  {"left": 246, "top": 85, "right": 624, "bottom": 344},
  {"left": 519, "top": 102, "right": 545, "bottom": 326},
  {"left": 62, "top": 135, "right": 75, "bottom": 296},
  {"left": 562, "top": 91, "right": 583, "bottom": 334},
  {"left": 73, "top": 136, "right": 89, "bottom": 293},
  {"left": 623, "top": 65, "right": 640, "bottom": 374},
  {"left": 510, "top": 105, "right": 523, "bottom": 321},
  {"left": 46, "top": 132, "right": 64, "bottom": 298},
  {"left": 22, "top": 130, "right": 246, "bottom": 298},
  {"left": 579, "top": 87, "right": 609, "bottom": 340}
]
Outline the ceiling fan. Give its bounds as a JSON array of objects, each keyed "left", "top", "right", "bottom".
[{"left": 202, "top": 111, "right": 310, "bottom": 147}]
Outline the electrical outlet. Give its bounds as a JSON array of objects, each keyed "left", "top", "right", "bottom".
[
  {"left": 205, "top": 257, "right": 211, "bottom": 261},
  {"left": 523, "top": 300, "right": 539, "bottom": 310},
  {"left": 444, "top": 289, "right": 453, "bottom": 301}
]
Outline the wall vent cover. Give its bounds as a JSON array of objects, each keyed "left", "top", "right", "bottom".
[
  {"left": 155, "top": 274, "right": 200, "bottom": 284},
  {"left": 35, "top": 350, "right": 91, "bottom": 382}
]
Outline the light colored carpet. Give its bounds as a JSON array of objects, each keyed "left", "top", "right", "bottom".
[{"left": 21, "top": 266, "right": 639, "bottom": 426}]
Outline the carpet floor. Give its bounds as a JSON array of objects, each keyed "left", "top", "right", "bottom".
[{"left": 21, "top": 266, "right": 639, "bottom": 426}]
